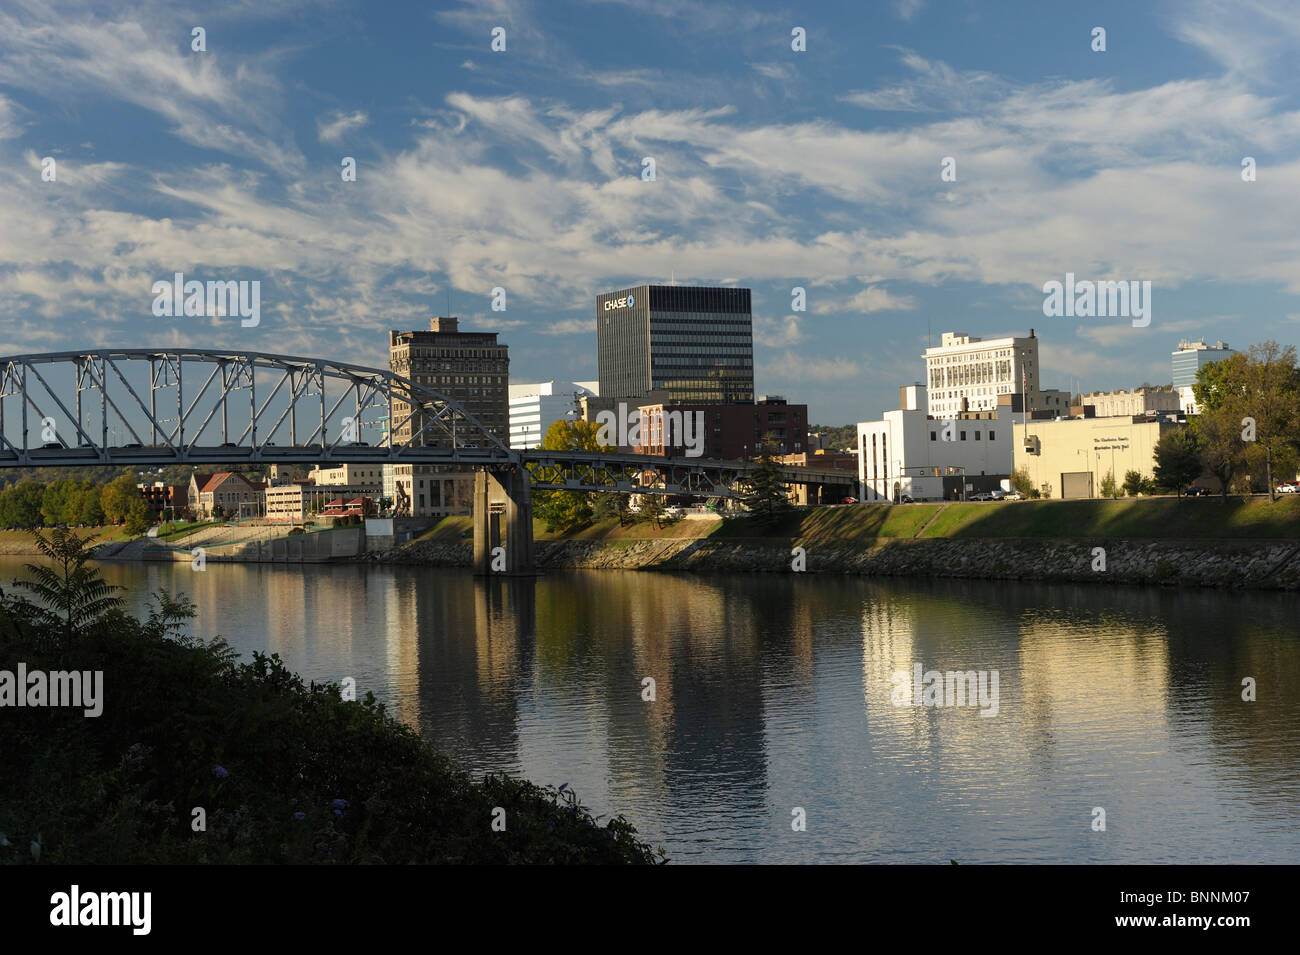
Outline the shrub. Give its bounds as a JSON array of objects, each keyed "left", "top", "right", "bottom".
[{"left": 0, "top": 580, "right": 663, "bottom": 864}]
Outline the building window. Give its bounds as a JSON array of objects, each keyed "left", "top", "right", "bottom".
[
  {"left": 960, "top": 431, "right": 967, "bottom": 441},
  {"left": 989, "top": 430, "right": 995, "bottom": 441},
  {"left": 930, "top": 431, "right": 936, "bottom": 441},
  {"left": 975, "top": 431, "right": 981, "bottom": 440}
]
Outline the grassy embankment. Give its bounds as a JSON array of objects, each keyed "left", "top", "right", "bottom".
[
  {"left": 0, "top": 525, "right": 129, "bottom": 555},
  {"left": 414, "top": 497, "right": 1300, "bottom": 548}
]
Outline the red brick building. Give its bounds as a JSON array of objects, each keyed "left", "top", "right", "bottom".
[{"left": 634, "top": 396, "right": 807, "bottom": 460}]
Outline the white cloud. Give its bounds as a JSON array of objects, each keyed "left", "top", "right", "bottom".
[{"left": 317, "top": 110, "right": 368, "bottom": 143}]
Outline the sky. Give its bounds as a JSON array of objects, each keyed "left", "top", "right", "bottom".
[{"left": 3, "top": 0, "right": 1300, "bottom": 425}]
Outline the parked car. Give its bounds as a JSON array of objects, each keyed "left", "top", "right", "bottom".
[
  {"left": 989, "top": 489, "right": 1006, "bottom": 500},
  {"left": 970, "top": 492, "right": 994, "bottom": 501},
  {"left": 663, "top": 505, "right": 684, "bottom": 519},
  {"left": 1276, "top": 482, "right": 1298, "bottom": 494},
  {"left": 1003, "top": 491, "right": 1025, "bottom": 501},
  {"left": 1186, "top": 486, "right": 1214, "bottom": 496},
  {"left": 899, "top": 494, "right": 914, "bottom": 504},
  {"left": 841, "top": 496, "right": 857, "bottom": 504}
]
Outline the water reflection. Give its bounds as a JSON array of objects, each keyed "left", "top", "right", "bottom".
[{"left": 22, "top": 559, "right": 1299, "bottom": 863}]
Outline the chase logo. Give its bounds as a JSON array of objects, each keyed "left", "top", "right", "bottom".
[{"left": 603, "top": 294, "right": 636, "bottom": 311}]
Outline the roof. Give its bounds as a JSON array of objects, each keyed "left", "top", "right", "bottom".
[{"left": 199, "top": 472, "right": 255, "bottom": 494}]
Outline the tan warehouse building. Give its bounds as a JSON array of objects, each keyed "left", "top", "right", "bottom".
[{"left": 1015, "top": 416, "right": 1178, "bottom": 499}]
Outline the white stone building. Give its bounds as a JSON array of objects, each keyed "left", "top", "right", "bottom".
[{"left": 857, "top": 385, "right": 1014, "bottom": 502}]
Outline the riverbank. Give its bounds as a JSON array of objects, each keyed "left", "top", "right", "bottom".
[
  {"left": 373, "top": 498, "right": 1300, "bottom": 590},
  {"left": 0, "top": 577, "right": 663, "bottom": 864}
]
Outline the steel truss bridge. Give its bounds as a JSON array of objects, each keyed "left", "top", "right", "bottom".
[
  {"left": 0, "top": 349, "right": 856, "bottom": 495},
  {"left": 0, "top": 349, "right": 857, "bottom": 571}
]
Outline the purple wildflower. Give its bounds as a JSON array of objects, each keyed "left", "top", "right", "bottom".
[{"left": 213, "top": 766, "right": 228, "bottom": 779}]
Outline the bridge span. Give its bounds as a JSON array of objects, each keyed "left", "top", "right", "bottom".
[{"left": 0, "top": 349, "right": 856, "bottom": 573}]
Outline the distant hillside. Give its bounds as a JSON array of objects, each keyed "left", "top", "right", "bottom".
[{"left": 808, "top": 424, "right": 858, "bottom": 453}]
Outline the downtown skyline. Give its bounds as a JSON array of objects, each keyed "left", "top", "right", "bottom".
[{"left": 3, "top": 0, "right": 1300, "bottom": 425}]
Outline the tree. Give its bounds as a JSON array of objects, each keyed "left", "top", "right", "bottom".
[
  {"left": 1011, "top": 466, "right": 1035, "bottom": 496},
  {"left": 100, "top": 473, "right": 139, "bottom": 524},
  {"left": 14, "top": 527, "right": 124, "bottom": 650},
  {"left": 1194, "top": 343, "right": 1300, "bottom": 501},
  {"left": 124, "top": 497, "right": 154, "bottom": 536},
  {"left": 0, "top": 482, "right": 45, "bottom": 528},
  {"left": 1192, "top": 403, "right": 1246, "bottom": 501},
  {"left": 1153, "top": 427, "right": 1201, "bottom": 496},
  {"left": 41, "top": 479, "right": 81, "bottom": 526},
  {"left": 593, "top": 491, "right": 630, "bottom": 527},
  {"left": 77, "top": 483, "right": 106, "bottom": 525},
  {"left": 741, "top": 439, "right": 791, "bottom": 525},
  {"left": 635, "top": 493, "right": 665, "bottom": 529},
  {"left": 1099, "top": 471, "right": 1117, "bottom": 499},
  {"left": 532, "top": 419, "right": 609, "bottom": 533},
  {"left": 1122, "top": 470, "right": 1143, "bottom": 497}
]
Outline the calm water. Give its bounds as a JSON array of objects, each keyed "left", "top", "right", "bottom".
[{"left": 14, "top": 558, "right": 1299, "bottom": 864}]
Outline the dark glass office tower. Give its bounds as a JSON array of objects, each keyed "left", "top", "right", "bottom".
[{"left": 596, "top": 285, "right": 754, "bottom": 404}]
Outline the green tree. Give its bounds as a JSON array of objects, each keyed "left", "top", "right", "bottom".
[
  {"left": 532, "top": 419, "right": 609, "bottom": 533},
  {"left": 635, "top": 493, "right": 665, "bottom": 529},
  {"left": 41, "top": 479, "right": 80, "bottom": 526},
  {"left": 124, "top": 497, "right": 154, "bottom": 536},
  {"left": 741, "top": 439, "right": 791, "bottom": 525},
  {"left": 593, "top": 491, "right": 630, "bottom": 526},
  {"left": 1193, "top": 343, "right": 1300, "bottom": 501},
  {"left": 1192, "top": 403, "right": 1246, "bottom": 501},
  {"left": 1011, "top": 466, "right": 1035, "bottom": 496},
  {"left": 100, "top": 473, "right": 138, "bottom": 524},
  {"left": 1099, "top": 471, "right": 1117, "bottom": 499},
  {"left": 1237, "top": 342, "right": 1300, "bottom": 501},
  {"left": 1153, "top": 427, "right": 1202, "bottom": 496},
  {"left": 0, "top": 481, "right": 46, "bottom": 527},
  {"left": 77, "top": 482, "right": 106, "bottom": 525},
  {"left": 14, "top": 527, "right": 124, "bottom": 650},
  {"left": 1122, "top": 470, "right": 1143, "bottom": 497}
]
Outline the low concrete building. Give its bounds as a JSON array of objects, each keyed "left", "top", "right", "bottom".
[
  {"left": 1014, "top": 416, "right": 1179, "bottom": 499},
  {"left": 1076, "top": 386, "right": 1179, "bottom": 418},
  {"left": 857, "top": 385, "right": 1013, "bottom": 502},
  {"left": 308, "top": 463, "right": 384, "bottom": 490}
]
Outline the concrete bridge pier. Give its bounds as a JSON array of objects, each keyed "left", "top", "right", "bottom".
[{"left": 472, "top": 466, "right": 535, "bottom": 575}]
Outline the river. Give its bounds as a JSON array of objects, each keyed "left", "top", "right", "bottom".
[{"left": 10, "top": 558, "right": 1298, "bottom": 864}]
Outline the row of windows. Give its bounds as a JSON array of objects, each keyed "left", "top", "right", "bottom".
[
  {"left": 930, "top": 347, "right": 1016, "bottom": 363},
  {"left": 929, "top": 430, "right": 997, "bottom": 441}
]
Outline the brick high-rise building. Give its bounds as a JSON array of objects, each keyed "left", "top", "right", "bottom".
[{"left": 387, "top": 316, "right": 510, "bottom": 517}]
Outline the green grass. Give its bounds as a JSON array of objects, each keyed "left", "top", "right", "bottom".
[
  {"left": 412, "top": 496, "right": 1300, "bottom": 551},
  {"left": 154, "top": 520, "right": 221, "bottom": 541},
  {"left": 915, "top": 496, "right": 1300, "bottom": 540}
]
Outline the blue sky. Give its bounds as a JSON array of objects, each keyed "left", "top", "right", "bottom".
[{"left": 3, "top": 0, "right": 1300, "bottom": 424}]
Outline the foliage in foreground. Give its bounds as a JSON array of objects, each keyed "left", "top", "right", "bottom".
[{"left": 0, "top": 541, "right": 663, "bottom": 864}]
